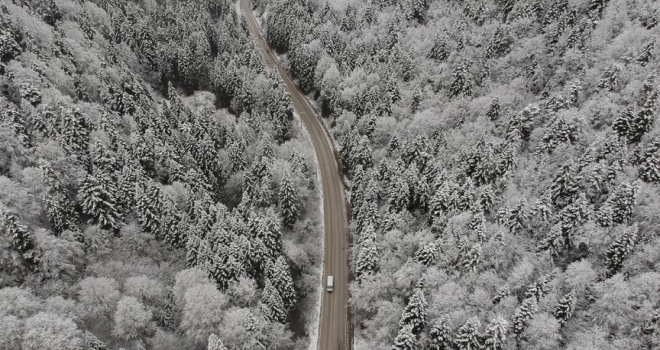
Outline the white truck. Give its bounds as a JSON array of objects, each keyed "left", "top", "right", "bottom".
[{"left": 327, "top": 275, "right": 334, "bottom": 292}]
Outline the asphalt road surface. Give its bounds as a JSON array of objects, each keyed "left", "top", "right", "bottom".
[{"left": 239, "top": 1, "right": 352, "bottom": 349}]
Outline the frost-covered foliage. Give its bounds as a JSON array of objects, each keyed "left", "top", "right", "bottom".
[
  {"left": 261, "top": 0, "right": 660, "bottom": 347},
  {"left": 0, "top": 0, "right": 321, "bottom": 347}
]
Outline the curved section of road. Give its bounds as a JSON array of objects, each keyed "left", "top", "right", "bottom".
[{"left": 239, "top": 1, "right": 352, "bottom": 349}]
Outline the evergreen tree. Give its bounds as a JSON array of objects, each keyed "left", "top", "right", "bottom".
[
  {"left": 486, "top": 98, "right": 500, "bottom": 121},
  {"left": 259, "top": 278, "right": 287, "bottom": 323},
  {"left": 512, "top": 298, "right": 537, "bottom": 338},
  {"left": 524, "top": 274, "right": 552, "bottom": 302},
  {"left": 207, "top": 334, "right": 228, "bottom": 350},
  {"left": 605, "top": 225, "right": 638, "bottom": 277},
  {"left": 279, "top": 172, "right": 299, "bottom": 226},
  {"left": 259, "top": 207, "right": 283, "bottom": 261},
  {"left": 78, "top": 170, "right": 122, "bottom": 231},
  {"left": 506, "top": 198, "right": 528, "bottom": 233},
  {"left": 355, "top": 234, "right": 379, "bottom": 281},
  {"left": 1, "top": 210, "right": 39, "bottom": 268},
  {"left": 399, "top": 286, "right": 427, "bottom": 333},
  {"left": 491, "top": 285, "right": 510, "bottom": 305},
  {"left": 636, "top": 39, "right": 655, "bottom": 67},
  {"left": 428, "top": 316, "right": 453, "bottom": 350},
  {"left": 640, "top": 138, "right": 660, "bottom": 183},
  {"left": 454, "top": 317, "right": 482, "bottom": 350},
  {"left": 83, "top": 330, "right": 107, "bottom": 350},
  {"left": 392, "top": 324, "right": 416, "bottom": 350},
  {"left": 482, "top": 317, "right": 508, "bottom": 350},
  {"left": 553, "top": 291, "right": 576, "bottom": 326},
  {"left": 415, "top": 241, "right": 438, "bottom": 266},
  {"left": 135, "top": 180, "right": 162, "bottom": 235},
  {"left": 450, "top": 59, "right": 474, "bottom": 99},
  {"left": 266, "top": 255, "right": 296, "bottom": 310},
  {"left": 594, "top": 181, "right": 639, "bottom": 227},
  {"left": 40, "top": 164, "right": 79, "bottom": 237},
  {"left": 428, "top": 34, "right": 449, "bottom": 62}
]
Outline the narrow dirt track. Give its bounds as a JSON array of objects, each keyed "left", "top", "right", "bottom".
[{"left": 239, "top": 1, "right": 352, "bottom": 349}]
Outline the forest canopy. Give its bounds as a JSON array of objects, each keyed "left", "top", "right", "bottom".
[
  {"left": 257, "top": 0, "right": 660, "bottom": 348},
  {"left": 0, "top": 0, "right": 323, "bottom": 349}
]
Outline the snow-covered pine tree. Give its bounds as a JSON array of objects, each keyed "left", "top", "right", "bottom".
[
  {"left": 605, "top": 225, "right": 638, "bottom": 277},
  {"left": 428, "top": 34, "right": 448, "bottom": 62},
  {"left": 428, "top": 316, "right": 453, "bottom": 350},
  {"left": 78, "top": 170, "right": 122, "bottom": 231},
  {"left": 486, "top": 98, "right": 500, "bottom": 121},
  {"left": 259, "top": 278, "right": 287, "bottom": 323},
  {"left": 207, "top": 334, "right": 228, "bottom": 350},
  {"left": 636, "top": 39, "right": 655, "bottom": 67},
  {"left": 392, "top": 324, "right": 416, "bottom": 350},
  {"left": 279, "top": 172, "right": 299, "bottom": 227},
  {"left": 260, "top": 207, "right": 283, "bottom": 261},
  {"left": 449, "top": 59, "right": 474, "bottom": 98},
  {"left": 524, "top": 273, "right": 552, "bottom": 302},
  {"left": 553, "top": 291, "right": 576, "bottom": 326},
  {"left": 266, "top": 255, "right": 296, "bottom": 310},
  {"left": 512, "top": 297, "right": 538, "bottom": 338},
  {"left": 355, "top": 233, "right": 379, "bottom": 281},
  {"left": 135, "top": 180, "right": 162, "bottom": 235},
  {"left": 482, "top": 317, "right": 508, "bottom": 350},
  {"left": 454, "top": 317, "right": 482, "bottom": 350},
  {"left": 399, "top": 286, "right": 427, "bottom": 333},
  {"left": 596, "top": 65, "right": 620, "bottom": 91},
  {"left": 640, "top": 138, "right": 660, "bottom": 183},
  {"left": 40, "top": 163, "right": 79, "bottom": 236},
  {"left": 415, "top": 241, "right": 438, "bottom": 266},
  {"left": 595, "top": 181, "right": 639, "bottom": 227},
  {"left": 1, "top": 210, "right": 39, "bottom": 268}
]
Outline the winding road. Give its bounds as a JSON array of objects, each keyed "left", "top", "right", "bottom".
[{"left": 239, "top": 1, "right": 352, "bottom": 349}]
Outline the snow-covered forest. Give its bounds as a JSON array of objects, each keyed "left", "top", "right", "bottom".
[
  {"left": 0, "top": 0, "right": 324, "bottom": 349},
  {"left": 257, "top": 0, "right": 660, "bottom": 348}
]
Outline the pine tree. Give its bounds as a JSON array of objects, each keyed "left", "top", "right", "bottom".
[
  {"left": 605, "top": 225, "right": 638, "bottom": 277},
  {"left": 595, "top": 181, "right": 639, "bottom": 227},
  {"left": 135, "top": 180, "right": 162, "bottom": 235},
  {"left": 389, "top": 175, "right": 411, "bottom": 213},
  {"left": 83, "top": 330, "right": 107, "bottom": 350},
  {"left": 512, "top": 298, "right": 537, "bottom": 338},
  {"left": 260, "top": 207, "right": 283, "bottom": 261},
  {"left": 640, "top": 138, "right": 660, "bottom": 183},
  {"left": 266, "top": 255, "right": 296, "bottom": 310},
  {"left": 355, "top": 234, "right": 379, "bottom": 281},
  {"left": 491, "top": 285, "right": 510, "bottom": 305},
  {"left": 279, "top": 172, "right": 299, "bottom": 226},
  {"left": 553, "top": 291, "right": 576, "bottom": 326},
  {"left": 399, "top": 286, "right": 427, "bottom": 334},
  {"left": 454, "top": 317, "right": 482, "bottom": 350},
  {"left": 1, "top": 210, "right": 39, "bottom": 268},
  {"left": 428, "top": 34, "right": 449, "bottom": 62},
  {"left": 428, "top": 316, "right": 453, "bottom": 350},
  {"left": 450, "top": 59, "right": 474, "bottom": 98},
  {"left": 486, "top": 98, "right": 500, "bottom": 121},
  {"left": 415, "top": 242, "right": 438, "bottom": 266},
  {"left": 259, "top": 278, "right": 287, "bottom": 323},
  {"left": 524, "top": 274, "right": 552, "bottom": 302},
  {"left": 207, "top": 334, "right": 228, "bottom": 350},
  {"left": 392, "top": 324, "right": 416, "bottom": 350},
  {"left": 596, "top": 65, "right": 620, "bottom": 91},
  {"left": 636, "top": 39, "right": 655, "bottom": 67},
  {"left": 78, "top": 170, "right": 122, "bottom": 230},
  {"left": 506, "top": 198, "right": 528, "bottom": 233},
  {"left": 483, "top": 317, "right": 508, "bottom": 350},
  {"left": 461, "top": 244, "right": 482, "bottom": 272},
  {"left": 41, "top": 164, "right": 79, "bottom": 236}
]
